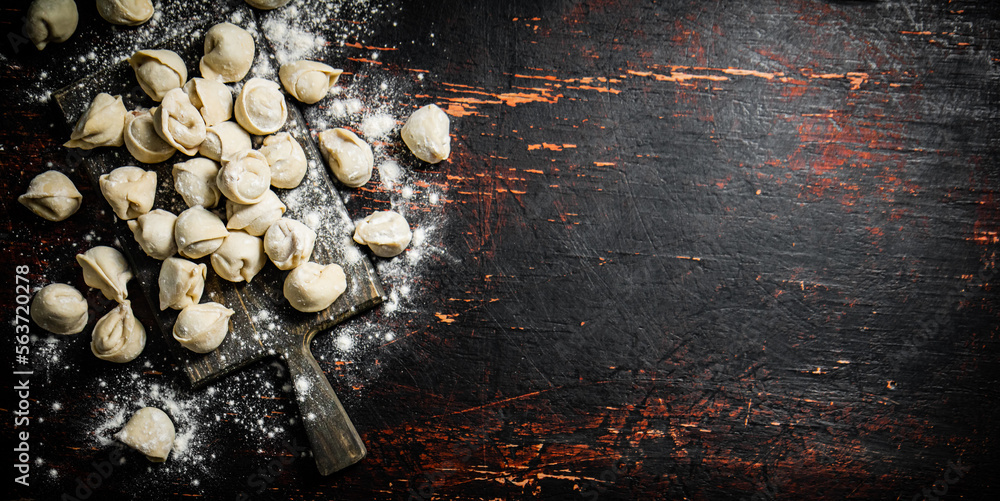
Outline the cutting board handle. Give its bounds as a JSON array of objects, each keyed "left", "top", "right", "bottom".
[{"left": 282, "top": 339, "right": 366, "bottom": 475}]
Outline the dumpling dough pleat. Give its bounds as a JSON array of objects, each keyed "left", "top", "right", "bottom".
[
  {"left": 217, "top": 149, "right": 270, "bottom": 204},
  {"left": 174, "top": 206, "right": 228, "bottom": 259},
  {"left": 317, "top": 128, "right": 373, "bottom": 188},
  {"left": 264, "top": 218, "right": 316, "bottom": 271},
  {"left": 116, "top": 407, "right": 174, "bottom": 462},
  {"left": 129, "top": 49, "right": 187, "bottom": 102},
  {"left": 226, "top": 190, "right": 286, "bottom": 236},
  {"left": 91, "top": 300, "right": 146, "bottom": 363},
  {"left": 26, "top": 0, "right": 78, "bottom": 50},
  {"left": 260, "top": 132, "right": 307, "bottom": 189},
  {"left": 64, "top": 93, "right": 127, "bottom": 150},
  {"left": 18, "top": 170, "right": 82, "bottom": 222},
  {"left": 198, "top": 121, "right": 251, "bottom": 163},
  {"left": 401, "top": 104, "right": 451, "bottom": 164},
  {"left": 183, "top": 78, "right": 234, "bottom": 126},
  {"left": 153, "top": 88, "right": 207, "bottom": 156},
  {"left": 234, "top": 78, "right": 287, "bottom": 135},
  {"left": 157, "top": 257, "right": 206, "bottom": 310},
  {"left": 211, "top": 230, "right": 266, "bottom": 283},
  {"left": 77, "top": 245, "right": 133, "bottom": 302},
  {"left": 124, "top": 109, "right": 176, "bottom": 164},
  {"left": 283, "top": 262, "right": 347, "bottom": 313},
  {"left": 200, "top": 22, "right": 255, "bottom": 83},
  {"left": 127, "top": 209, "right": 178, "bottom": 260},
  {"left": 353, "top": 210, "right": 412, "bottom": 258},
  {"left": 98, "top": 166, "right": 156, "bottom": 220},
  {"left": 172, "top": 157, "right": 221, "bottom": 209},
  {"left": 97, "top": 0, "right": 153, "bottom": 26},
  {"left": 173, "top": 302, "right": 234, "bottom": 353},
  {"left": 278, "top": 60, "right": 342, "bottom": 104},
  {"left": 30, "top": 283, "right": 88, "bottom": 335}
]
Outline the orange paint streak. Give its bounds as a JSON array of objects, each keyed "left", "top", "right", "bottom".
[
  {"left": 435, "top": 312, "right": 458, "bottom": 323},
  {"left": 722, "top": 68, "right": 780, "bottom": 79},
  {"left": 342, "top": 42, "right": 398, "bottom": 51},
  {"left": 528, "top": 143, "right": 577, "bottom": 151},
  {"left": 593, "top": 161, "right": 616, "bottom": 166}
]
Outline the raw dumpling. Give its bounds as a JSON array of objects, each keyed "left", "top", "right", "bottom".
[
  {"left": 260, "top": 132, "right": 306, "bottom": 189},
  {"left": 18, "top": 170, "right": 82, "bottom": 221},
  {"left": 30, "top": 283, "right": 88, "bottom": 335},
  {"left": 183, "top": 78, "right": 233, "bottom": 126},
  {"left": 116, "top": 407, "right": 174, "bottom": 462},
  {"left": 97, "top": 0, "right": 153, "bottom": 26},
  {"left": 210, "top": 230, "right": 266, "bottom": 283},
  {"left": 173, "top": 302, "right": 234, "bottom": 353},
  {"left": 26, "top": 0, "right": 78, "bottom": 50},
  {"left": 77, "top": 245, "right": 133, "bottom": 302},
  {"left": 263, "top": 218, "right": 315, "bottom": 270},
  {"left": 225, "top": 190, "right": 285, "bottom": 236},
  {"left": 200, "top": 22, "right": 255, "bottom": 83},
  {"left": 217, "top": 149, "right": 270, "bottom": 204},
  {"left": 353, "top": 210, "right": 412, "bottom": 257},
  {"left": 278, "top": 60, "right": 342, "bottom": 104},
  {"left": 98, "top": 166, "right": 156, "bottom": 220},
  {"left": 91, "top": 300, "right": 146, "bottom": 363},
  {"left": 172, "top": 157, "right": 221, "bottom": 208},
  {"left": 199, "top": 121, "right": 252, "bottom": 162},
  {"left": 157, "top": 257, "right": 206, "bottom": 310},
  {"left": 152, "top": 88, "right": 206, "bottom": 156},
  {"left": 317, "top": 128, "right": 373, "bottom": 188},
  {"left": 64, "top": 93, "right": 127, "bottom": 150},
  {"left": 401, "top": 104, "right": 451, "bottom": 164},
  {"left": 127, "top": 209, "right": 177, "bottom": 260},
  {"left": 244, "top": 0, "right": 291, "bottom": 9},
  {"left": 283, "top": 262, "right": 346, "bottom": 313},
  {"left": 234, "top": 78, "right": 286, "bottom": 135},
  {"left": 174, "top": 206, "right": 228, "bottom": 259},
  {"left": 123, "top": 109, "right": 176, "bottom": 163},
  {"left": 129, "top": 49, "right": 187, "bottom": 102}
]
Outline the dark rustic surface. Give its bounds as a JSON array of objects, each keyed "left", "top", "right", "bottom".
[{"left": 2, "top": 0, "right": 999, "bottom": 500}]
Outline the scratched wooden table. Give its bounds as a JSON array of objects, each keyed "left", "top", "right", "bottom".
[{"left": 2, "top": 0, "right": 999, "bottom": 500}]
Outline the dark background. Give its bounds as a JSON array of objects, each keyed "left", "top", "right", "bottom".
[{"left": 2, "top": 0, "right": 999, "bottom": 499}]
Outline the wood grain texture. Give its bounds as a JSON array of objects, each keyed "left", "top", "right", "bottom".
[{"left": 2, "top": 0, "right": 999, "bottom": 500}]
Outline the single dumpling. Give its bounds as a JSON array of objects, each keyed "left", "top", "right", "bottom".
[
  {"left": 157, "top": 257, "right": 206, "bottom": 310},
  {"left": 263, "top": 218, "right": 316, "bottom": 270},
  {"left": 116, "top": 407, "right": 174, "bottom": 462},
  {"left": 183, "top": 78, "right": 233, "bottom": 126},
  {"left": 97, "top": 0, "right": 153, "bottom": 26},
  {"left": 152, "top": 88, "right": 206, "bottom": 156},
  {"left": 278, "top": 60, "right": 343, "bottom": 104},
  {"left": 200, "top": 22, "right": 255, "bottom": 83},
  {"left": 98, "top": 166, "right": 156, "bottom": 220},
  {"left": 317, "top": 128, "right": 373, "bottom": 188},
  {"left": 123, "top": 109, "right": 176, "bottom": 163},
  {"left": 77, "top": 245, "right": 133, "bottom": 302},
  {"left": 353, "top": 210, "right": 412, "bottom": 257},
  {"left": 234, "top": 78, "right": 287, "bottom": 135},
  {"left": 64, "top": 93, "right": 127, "bottom": 150},
  {"left": 30, "top": 283, "right": 88, "bottom": 335},
  {"left": 283, "top": 262, "right": 347, "bottom": 313},
  {"left": 174, "top": 206, "right": 228, "bottom": 259},
  {"left": 26, "top": 0, "right": 78, "bottom": 50},
  {"left": 210, "top": 230, "right": 266, "bottom": 283},
  {"left": 225, "top": 190, "right": 286, "bottom": 236},
  {"left": 401, "top": 104, "right": 451, "bottom": 164},
  {"left": 18, "top": 170, "right": 82, "bottom": 222},
  {"left": 217, "top": 149, "right": 271, "bottom": 204},
  {"left": 172, "top": 157, "right": 221, "bottom": 209},
  {"left": 129, "top": 49, "right": 187, "bottom": 102},
  {"left": 244, "top": 0, "right": 291, "bottom": 9},
  {"left": 173, "top": 302, "right": 234, "bottom": 353},
  {"left": 127, "top": 209, "right": 178, "bottom": 260},
  {"left": 91, "top": 300, "right": 146, "bottom": 363},
  {"left": 199, "top": 121, "right": 252, "bottom": 162},
  {"left": 260, "top": 132, "right": 306, "bottom": 189}
]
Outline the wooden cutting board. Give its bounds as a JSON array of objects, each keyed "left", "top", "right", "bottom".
[{"left": 53, "top": 7, "right": 384, "bottom": 475}]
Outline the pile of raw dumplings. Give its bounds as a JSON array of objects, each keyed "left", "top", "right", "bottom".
[{"left": 25, "top": 3, "right": 453, "bottom": 463}]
